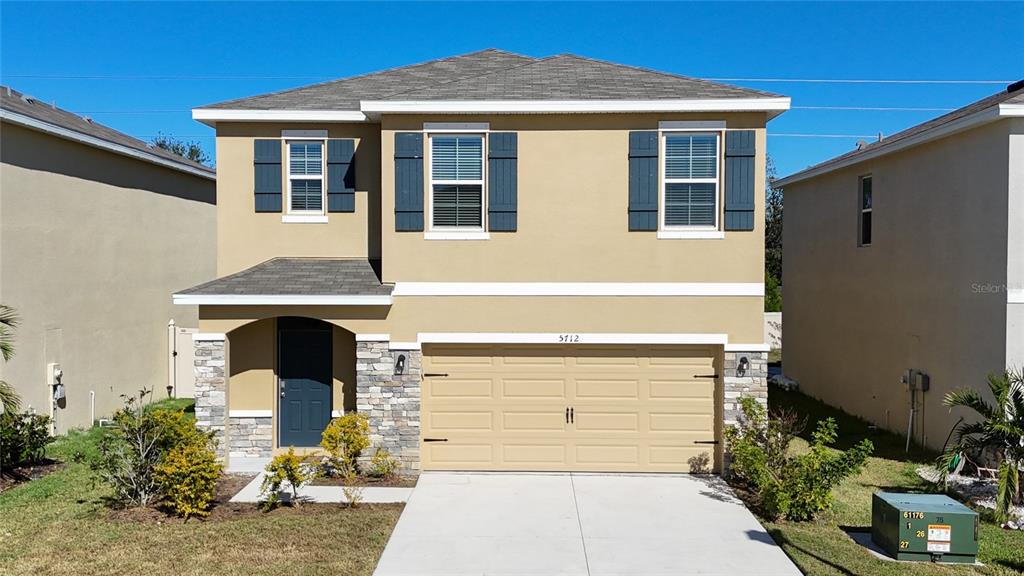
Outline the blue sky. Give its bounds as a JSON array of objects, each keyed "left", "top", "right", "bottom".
[{"left": 2, "top": 2, "right": 1021, "bottom": 176}]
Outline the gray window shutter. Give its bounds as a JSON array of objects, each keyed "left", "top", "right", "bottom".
[
  {"left": 327, "top": 139, "right": 356, "bottom": 212},
  {"left": 254, "top": 139, "right": 282, "bottom": 212},
  {"left": 394, "top": 132, "right": 424, "bottom": 231},
  {"left": 487, "top": 132, "right": 517, "bottom": 231},
  {"left": 724, "top": 130, "right": 756, "bottom": 231},
  {"left": 628, "top": 131, "right": 658, "bottom": 231}
]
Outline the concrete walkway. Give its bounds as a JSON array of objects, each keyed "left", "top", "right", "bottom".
[
  {"left": 374, "top": 472, "right": 801, "bottom": 576},
  {"left": 230, "top": 472, "right": 413, "bottom": 504}
]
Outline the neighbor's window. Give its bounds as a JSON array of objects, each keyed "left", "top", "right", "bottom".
[
  {"left": 662, "top": 133, "right": 720, "bottom": 229},
  {"left": 287, "top": 141, "right": 324, "bottom": 213},
  {"left": 859, "top": 175, "right": 872, "bottom": 246},
  {"left": 430, "top": 134, "right": 484, "bottom": 229}
]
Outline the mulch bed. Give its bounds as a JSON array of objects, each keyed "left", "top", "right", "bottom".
[
  {"left": 309, "top": 475, "right": 418, "bottom": 488},
  {"left": 0, "top": 459, "right": 64, "bottom": 493},
  {"left": 108, "top": 473, "right": 262, "bottom": 524}
]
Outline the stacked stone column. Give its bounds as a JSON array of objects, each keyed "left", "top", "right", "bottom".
[
  {"left": 355, "top": 341, "right": 422, "bottom": 472},
  {"left": 193, "top": 334, "right": 227, "bottom": 460}
]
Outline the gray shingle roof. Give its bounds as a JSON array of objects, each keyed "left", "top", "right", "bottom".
[
  {"left": 200, "top": 49, "right": 780, "bottom": 111},
  {"left": 380, "top": 54, "right": 781, "bottom": 101},
  {"left": 1, "top": 85, "right": 214, "bottom": 175},
  {"left": 177, "top": 258, "right": 392, "bottom": 296},
  {"left": 778, "top": 80, "right": 1024, "bottom": 186},
  {"left": 202, "top": 49, "right": 538, "bottom": 110}
]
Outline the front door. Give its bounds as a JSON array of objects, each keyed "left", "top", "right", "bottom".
[{"left": 278, "top": 318, "right": 332, "bottom": 447}]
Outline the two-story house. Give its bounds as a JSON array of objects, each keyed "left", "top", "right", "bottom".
[{"left": 175, "top": 50, "right": 790, "bottom": 473}]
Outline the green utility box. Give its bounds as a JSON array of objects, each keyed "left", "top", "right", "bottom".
[{"left": 872, "top": 492, "right": 978, "bottom": 564}]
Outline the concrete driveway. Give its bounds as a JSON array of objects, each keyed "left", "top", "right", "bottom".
[{"left": 374, "top": 472, "right": 801, "bottom": 576}]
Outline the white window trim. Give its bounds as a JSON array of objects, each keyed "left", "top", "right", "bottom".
[
  {"left": 427, "top": 131, "right": 487, "bottom": 234},
  {"left": 658, "top": 129, "right": 723, "bottom": 233},
  {"left": 657, "top": 230, "right": 725, "bottom": 240},
  {"left": 859, "top": 175, "right": 872, "bottom": 247},
  {"left": 281, "top": 214, "right": 328, "bottom": 224},
  {"left": 285, "top": 139, "right": 326, "bottom": 216}
]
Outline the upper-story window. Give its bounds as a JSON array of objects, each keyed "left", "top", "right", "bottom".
[
  {"left": 662, "top": 133, "right": 720, "bottom": 229},
  {"left": 430, "top": 134, "right": 484, "bottom": 229},
  {"left": 859, "top": 175, "right": 872, "bottom": 246},
  {"left": 287, "top": 141, "right": 324, "bottom": 214}
]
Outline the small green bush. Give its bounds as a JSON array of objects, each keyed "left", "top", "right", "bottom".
[
  {"left": 725, "top": 396, "right": 873, "bottom": 521},
  {"left": 320, "top": 413, "right": 370, "bottom": 475},
  {"left": 0, "top": 411, "right": 51, "bottom": 470},
  {"left": 260, "top": 447, "right": 309, "bottom": 511},
  {"left": 155, "top": 441, "right": 222, "bottom": 519},
  {"left": 368, "top": 448, "right": 401, "bottom": 479}
]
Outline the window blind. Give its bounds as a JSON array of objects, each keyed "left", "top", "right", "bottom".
[
  {"left": 289, "top": 142, "right": 323, "bottom": 176},
  {"left": 432, "top": 136, "right": 483, "bottom": 181},
  {"left": 431, "top": 135, "right": 484, "bottom": 228}
]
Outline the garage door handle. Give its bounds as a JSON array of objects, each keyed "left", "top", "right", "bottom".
[
  {"left": 424, "top": 373, "right": 449, "bottom": 378},
  {"left": 423, "top": 438, "right": 448, "bottom": 443},
  {"left": 570, "top": 407, "right": 574, "bottom": 423},
  {"left": 694, "top": 440, "right": 720, "bottom": 445},
  {"left": 695, "top": 374, "right": 719, "bottom": 379},
  {"left": 566, "top": 407, "right": 570, "bottom": 424}
]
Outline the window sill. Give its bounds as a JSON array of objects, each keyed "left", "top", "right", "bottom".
[
  {"left": 657, "top": 230, "right": 725, "bottom": 240},
  {"left": 282, "top": 214, "right": 328, "bottom": 224},
  {"left": 424, "top": 231, "right": 491, "bottom": 241}
]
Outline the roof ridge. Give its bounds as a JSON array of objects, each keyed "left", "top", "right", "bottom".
[
  {"left": 197, "top": 48, "right": 536, "bottom": 109},
  {"left": 549, "top": 53, "right": 783, "bottom": 99},
  {"left": 378, "top": 54, "right": 557, "bottom": 100}
]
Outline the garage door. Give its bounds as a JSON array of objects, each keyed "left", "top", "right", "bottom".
[{"left": 421, "top": 345, "right": 720, "bottom": 473}]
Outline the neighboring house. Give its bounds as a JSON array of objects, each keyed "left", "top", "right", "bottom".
[
  {"left": 176, "top": 49, "right": 790, "bottom": 473},
  {"left": 0, "top": 86, "right": 216, "bottom": 433},
  {"left": 776, "top": 81, "right": 1024, "bottom": 451}
]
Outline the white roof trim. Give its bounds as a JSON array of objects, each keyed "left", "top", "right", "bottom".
[
  {"left": 391, "top": 282, "right": 763, "bottom": 297},
  {"left": 361, "top": 98, "right": 791, "bottom": 115},
  {"left": 355, "top": 333, "right": 391, "bottom": 342},
  {"left": 1000, "top": 103, "right": 1024, "bottom": 117},
  {"left": 228, "top": 410, "right": 272, "bottom": 418},
  {"left": 1, "top": 109, "right": 215, "bottom": 180},
  {"left": 417, "top": 332, "right": 730, "bottom": 346},
  {"left": 192, "top": 108, "right": 368, "bottom": 126},
  {"left": 724, "top": 343, "right": 772, "bottom": 352},
  {"left": 775, "top": 104, "right": 1006, "bottom": 187},
  {"left": 173, "top": 294, "right": 393, "bottom": 306}
]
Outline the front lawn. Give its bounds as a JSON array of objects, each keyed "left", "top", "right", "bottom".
[
  {"left": 763, "top": 385, "right": 1024, "bottom": 575},
  {"left": 0, "top": 421, "right": 402, "bottom": 576}
]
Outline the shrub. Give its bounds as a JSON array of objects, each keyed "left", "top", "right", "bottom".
[
  {"left": 155, "top": 441, "right": 222, "bottom": 519},
  {"left": 341, "top": 467, "right": 364, "bottom": 508},
  {"left": 368, "top": 448, "right": 401, "bottom": 479},
  {"left": 260, "top": 447, "right": 309, "bottom": 511},
  {"left": 725, "top": 396, "right": 873, "bottom": 521},
  {"left": 0, "top": 411, "right": 51, "bottom": 470},
  {"left": 320, "top": 413, "right": 370, "bottom": 476}
]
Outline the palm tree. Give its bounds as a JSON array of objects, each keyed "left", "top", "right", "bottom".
[
  {"left": 0, "top": 305, "right": 20, "bottom": 413},
  {"left": 940, "top": 370, "right": 1024, "bottom": 524}
]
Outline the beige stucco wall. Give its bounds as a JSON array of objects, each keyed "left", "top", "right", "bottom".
[
  {"left": 782, "top": 119, "right": 1013, "bottom": 450},
  {"left": 0, "top": 122, "right": 216, "bottom": 432},
  {"left": 214, "top": 123, "right": 381, "bottom": 275}
]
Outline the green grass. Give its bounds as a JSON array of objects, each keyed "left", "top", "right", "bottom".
[
  {"left": 0, "top": 425, "right": 402, "bottom": 576},
  {"left": 143, "top": 396, "right": 196, "bottom": 416},
  {"left": 763, "top": 386, "right": 1024, "bottom": 575}
]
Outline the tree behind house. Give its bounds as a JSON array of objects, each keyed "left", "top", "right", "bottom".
[
  {"left": 764, "top": 155, "right": 783, "bottom": 312},
  {"left": 151, "top": 133, "right": 211, "bottom": 166}
]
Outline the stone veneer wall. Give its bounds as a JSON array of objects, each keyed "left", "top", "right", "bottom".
[
  {"left": 228, "top": 416, "right": 273, "bottom": 458},
  {"left": 194, "top": 336, "right": 227, "bottom": 460},
  {"left": 355, "top": 341, "right": 422, "bottom": 472},
  {"left": 722, "top": 349, "right": 768, "bottom": 474}
]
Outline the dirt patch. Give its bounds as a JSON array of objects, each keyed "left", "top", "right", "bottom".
[
  {"left": 309, "top": 475, "right": 418, "bottom": 488},
  {"left": 0, "top": 459, "right": 64, "bottom": 493},
  {"left": 107, "top": 473, "right": 264, "bottom": 524}
]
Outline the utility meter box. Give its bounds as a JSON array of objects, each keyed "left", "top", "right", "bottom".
[{"left": 872, "top": 492, "right": 978, "bottom": 564}]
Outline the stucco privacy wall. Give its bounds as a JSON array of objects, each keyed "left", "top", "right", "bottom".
[
  {"left": 1007, "top": 118, "right": 1024, "bottom": 370},
  {"left": 783, "top": 120, "right": 1011, "bottom": 450},
  {"left": 214, "top": 123, "right": 382, "bottom": 276},
  {"left": 0, "top": 124, "right": 215, "bottom": 432}
]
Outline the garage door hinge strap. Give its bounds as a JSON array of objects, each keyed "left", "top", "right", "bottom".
[
  {"left": 423, "top": 372, "right": 449, "bottom": 378},
  {"left": 694, "top": 440, "right": 720, "bottom": 445},
  {"left": 695, "top": 374, "right": 720, "bottom": 379},
  {"left": 423, "top": 438, "right": 449, "bottom": 442}
]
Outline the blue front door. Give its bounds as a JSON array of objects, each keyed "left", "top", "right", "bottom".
[{"left": 278, "top": 318, "right": 332, "bottom": 447}]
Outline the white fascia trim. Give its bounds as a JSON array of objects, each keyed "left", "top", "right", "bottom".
[
  {"left": 417, "top": 332, "right": 730, "bottom": 345},
  {"left": 355, "top": 333, "right": 391, "bottom": 342},
  {"left": 1, "top": 109, "right": 215, "bottom": 180},
  {"left": 775, "top": 105, "right": 1004, "bottom": 188},
  {"left": 423, "top": 231, "right": 491, "bottom": 241},
  {"left": 1009, "top": 289, "right": 1024, "bottom": 304},
  {"left": 391, "top": 282, "right": 763, "bottom": 297},
  {"left": 361, "top": 98, "right": 791, "bottom": 115},
  {"left": 389, "top": 341, "right": 421, "bottom": 351},
  {"left": 173, "top": 294, "right": 393, "bottom": 306},
  {"left": 724, "top": 343, "right": 772, "bottom": 352},
  {"left": 193, "top": 332, "right": 226, "bottom": 342},
  {"left": 1000, "top": 103, "right": 1024, "bottom": 117},
  {"left": 191, "top": 108, "right": 368, "bottom": 126},
  {"left": 657, "top": 230, "right": 726, "bottom": 240},
  {"left": 229, "top": 409, "right": 272, "bottom": 418},
  {"left": 281, "top": 214, "right": 329, "bottom": 224},
  {"left": 331, "top": 410, "right": 343, "bottom": 418}
]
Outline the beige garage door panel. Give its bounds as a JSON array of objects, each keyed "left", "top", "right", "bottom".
[{"left": 422, "top": 344, "right": 719, "bottom": 473}]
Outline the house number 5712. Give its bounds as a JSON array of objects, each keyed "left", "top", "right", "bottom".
[{"left": 558, "top": 334, "right": 580, "bottom": 343}]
